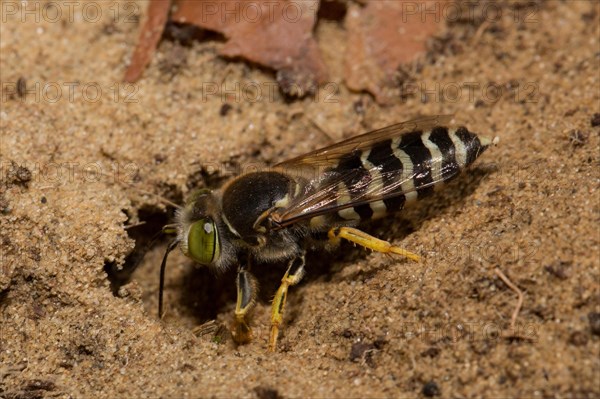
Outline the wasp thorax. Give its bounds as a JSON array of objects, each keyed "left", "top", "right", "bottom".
[{"left": 185, "top": 218, "right": 220, "bottom": 265}]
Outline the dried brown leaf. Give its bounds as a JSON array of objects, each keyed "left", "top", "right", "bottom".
[
  {"left": 172, "top": 0, "right": 328, "bottom": 95},
  {"left": 345, "top": 0, "right": 447, "bottom": 104},
  {"left": 124, "top": 0, "right": 172, "bottom": 83}
]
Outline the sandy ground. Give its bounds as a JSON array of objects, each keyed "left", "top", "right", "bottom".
[{"left": 1, "top": 1, "right": 599, "bottom": 398}]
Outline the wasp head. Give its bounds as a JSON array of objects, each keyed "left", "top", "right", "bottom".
[{"left": 175, "top": 188, "right": 223, "bottom": 266}]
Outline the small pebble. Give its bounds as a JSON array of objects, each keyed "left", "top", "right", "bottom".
[
  {"left": 422, "top": 381, "right": 440, "bottom": 397},
  {"left": 568, "top": 331, "right": 588, "bottom": 346},
  {"left": 220, "top": 103, "right": 233, "bottom": 116},
  {"left": 588, "top": 312, "right": 600, "bottom": 336}
]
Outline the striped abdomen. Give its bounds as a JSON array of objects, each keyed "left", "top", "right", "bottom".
[{"left": 315, "top": 126, "right": 494, "bottom": 224}]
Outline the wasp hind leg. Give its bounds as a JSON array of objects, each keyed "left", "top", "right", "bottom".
[
  {"left": 269, "top": 253, "right": 306, "bottom": 352},
  {"left": 328, "top": 226, "right": 420, "bottom": 262},
  {"left": 232, "top": 266, "right": 258, "bottom": 344}
]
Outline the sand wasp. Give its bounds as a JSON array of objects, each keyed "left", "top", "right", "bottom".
[{"left": 159, "top": 115, "right": 497, "bottom": 351}]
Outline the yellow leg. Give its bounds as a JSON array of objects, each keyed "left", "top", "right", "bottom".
[
  {"left": 269, "top": 255, "right": 305, "bottom": 352},
  {"left": 232, "top": 268, "right": 257, "bottom": 344},
  {"left": 328, "top": 227, "right": 420, "bottom": 262}
]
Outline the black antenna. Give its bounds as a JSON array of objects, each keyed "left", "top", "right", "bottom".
[{"left": 159, "top": 239, "right": 180, "bottom": 319}]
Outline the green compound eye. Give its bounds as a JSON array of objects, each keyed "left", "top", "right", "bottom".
[{"left": 187, "top": 219, "right": 220, "bottom": 265}]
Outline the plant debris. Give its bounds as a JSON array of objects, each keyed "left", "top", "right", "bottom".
[
  {"left": 124, "top": 0, "right": 171, "bottom": 83},
  {"left": 568, "top": 129, "right": 589, "bottom": 147},
  {"left": 171, "top": 0, "right": 327, "bottom": 96},
  {"left": 344, "top": 0, "right": 447, "bottom": 103},
  {"left": 124, "top": 0, "right": 446, "bottom": 99}
]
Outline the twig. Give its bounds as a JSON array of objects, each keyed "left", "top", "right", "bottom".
[
  {"left": 494, "top": 268, "right": 524, "bottom": 334},
  {"left": 124, "top": 221, "right": 147, "bottom": 230},
  {"left": 471, "top": 20, "right": 491, "bottom": 47},
  {"left": 307, "top": 118, "right": 335, "bottom": 144}
]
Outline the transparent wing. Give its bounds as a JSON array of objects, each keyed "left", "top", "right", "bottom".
[
  {"left": 276, "top": 115, "right": 452, "bottom": 167},
  {"left": 273, "top": 115, "right": 454, "bottom": 227}
]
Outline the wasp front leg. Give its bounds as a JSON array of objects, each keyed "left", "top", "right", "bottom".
[
  {"left": 269, "top": 253, "right": 306, "bottom": 352},
  {"left": 233, "top": 265, "right": 258, "bottom": 344}
]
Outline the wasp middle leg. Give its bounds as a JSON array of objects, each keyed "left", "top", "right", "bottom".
[
  {"left": 232, "top": 265, "right": 258, "bottom": 344},
  {"left": 269, "top": 253, "right": 306, "bottom": 352}
]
